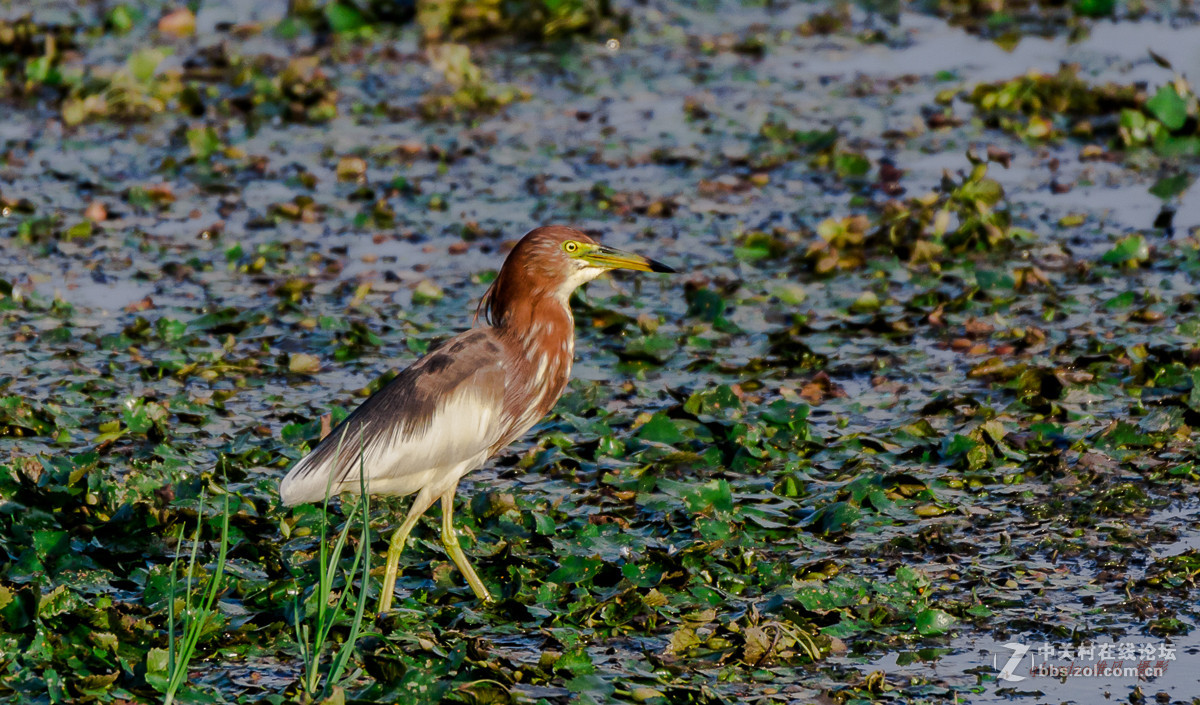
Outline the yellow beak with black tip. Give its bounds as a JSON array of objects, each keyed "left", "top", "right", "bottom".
[{"left": 581, "top": 244, "right": 676, "bottom": 273}]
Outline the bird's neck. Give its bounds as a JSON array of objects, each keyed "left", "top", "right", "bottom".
[
  {"left": 496, "top": 296, "right": 575, "bottom": 359},
  {"left": 490, "top": 295, "right": 576, "bottom": 435}
]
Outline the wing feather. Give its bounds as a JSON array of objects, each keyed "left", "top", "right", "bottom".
[{"left": 279, "top": 329, "right": 507, "bottom": 505}]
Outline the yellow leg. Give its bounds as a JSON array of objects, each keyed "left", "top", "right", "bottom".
[
  {"left": 440, "top": 490, "right": 493, "bottom": 602},
  {"left": 378, "top": 490, "right": 437, "bottom": 614}
]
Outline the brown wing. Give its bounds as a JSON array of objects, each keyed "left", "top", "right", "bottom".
[{"left": 279, "top": 329, "right": 508, "bottom": 505}]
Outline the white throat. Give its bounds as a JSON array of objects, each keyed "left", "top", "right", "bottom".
[{"left": 553, "top": 264, "right": 607, "bottom": 311}]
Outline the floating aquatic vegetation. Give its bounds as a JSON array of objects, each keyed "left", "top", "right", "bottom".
[
  {"left": 416, "top": 0, "right": 621, "bottom": 42},
  {"left": 966, "top": 63, "right": 1200, "bottom": 157},
  {"left": 418, "top": 42, "right": 528, "bottom": 120}
]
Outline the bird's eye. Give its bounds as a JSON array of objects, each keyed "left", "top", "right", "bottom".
[{"left": 563, "top": 241, "right": 579, "bottom": 253}]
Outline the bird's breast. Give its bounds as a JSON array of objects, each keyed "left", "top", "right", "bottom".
[
  {"left": 510, "top": 348, "right": 571, "bottom": 433},
  {"left": 488, "top": 296, "right": 578, "bottom": 451},
  {"left": 493, "top": 339, "right": 574, "bottom": 450}
]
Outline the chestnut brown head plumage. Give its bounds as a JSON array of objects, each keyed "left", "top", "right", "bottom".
[
  {"left": 279, "top": 225, "right": 675, "bottom": 611},
  {"left": 478, "top": 225, "right": 673, "bottom": 327}
]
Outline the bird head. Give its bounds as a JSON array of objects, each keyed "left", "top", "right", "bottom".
[{"left": 478, "top": 225, "right": 675, "bottom": 326}]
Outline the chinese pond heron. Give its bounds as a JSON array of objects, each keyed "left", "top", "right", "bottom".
[{"left": 279, "top": 225, "right": 675, "bottom": 612}]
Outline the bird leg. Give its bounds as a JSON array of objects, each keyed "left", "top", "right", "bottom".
[
  {"left": 440, "top": 489, "right": 493, "bottom": 603},
  {"left": 378, "top": 489, "right": 437, "bottom": 614}
]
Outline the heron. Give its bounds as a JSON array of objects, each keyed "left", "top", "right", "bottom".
[{"left": 279, "top": 225, "right": 675, "bottom": 611}]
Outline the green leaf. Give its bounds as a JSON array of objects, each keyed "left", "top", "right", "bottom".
[
  {"left": 556, "top": 647, "right": 596, "bottom": 676},
  {"left": 532, "top": 512, "right": 557, "bottom": 536},
  {"left": 93, "top": 429, "right": 127, "bottom": 444},
  {"left": 770, "top": 281, "right": 807, "bottom": 305},
  {"left": 412, "top": 279, "right": 443, "bottom": 304},
  {"left": 683, "top": 384, "right": 744, "bottom": 420},
  {"left": 699, "top": 479, "right": 734, "bottom": 512},
  {"left": 1073, "top": 0, "right": 1114, "bottom": 17},
  {"left": 325, "top": 2, "right": 367, "bottom": 33},
  {"left": 107, "top": 4, "right": 138, "bottom": 33},
  {"left": 761, "top": 399, "right": 809, "bottom": 430},
  {"left": 547, "top": 556, "right": 602, "bottom": 584},
  {"left": 1103, "top": 421, "right": 1154, "bottom": 448},
  {"left": 127, "top": 48, "right": 168, "bottom": 84},
  {"left": 636, "top": 413, "right": 683, "bottom": 445},
  {"left": 834, "top": 152, "right": 871, "bottom": 178},
  {"left": 565, "top": 674, "right": 615, "bottom": 705},
  {"left": 33, "top": 530, "right": 69, "bottom": 557},
  {"left": 1149, "top": 172, "right": 1193, "bottom": 201},
  {"left": 1104, "top": 291, "right": 1136, "bottom": 310},
  {"left": 186, "top": 126, "right": 221, "bottom": 161},
  {"left": 697, "top": 516, "right": 735, "bottom": 540},
  {"left": 685, "top": 288, "right": 727, "bottom": 323},
  {"left": 619, "top": 333, "right": 675, "bottom": 363},
  {"left": 734, "top": 244, "right": 771, "bottom": 262},
  {"left": 966, "top": 604, "right": 994, "bottom": 618},
  {"left": 25, "top": 56, "right": 61, "bottom": 85},
  {"left": 1145, "top": 85, "right": 1188, "bottom": 131},
  {"left": 850, "top": 290, "right": 879, "bottom": 313},
  {"left": 1154, "top": 135, "right": 1200, "bottom": 158},
  {"left": 64, "top": 221, "right": 93, "bottom": 239},
  {"left": 942, "top": 433, "right": 976, "bottom": 459},
  {"left": 1101, "top": 235, "right": 1150, "bottom": 265},
  {"left": 146, "top": 647, "right": 170, "bottom": 691},
  {"left": 806, "top": 502, "right": 861, "bottom": 535},
  {"left": 156, "top": 318, "right": 188, "bottom": 343},
  {"left": 792, "top": 128, "right": 839, "bottom": 150},
  {"left": 915, "top": 608, "right": 956, "bottom": 635},
  {"left": 621, "top": 561, "right": 664, "bottom": 588}
]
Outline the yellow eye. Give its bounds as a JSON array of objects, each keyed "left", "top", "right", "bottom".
[{"left": 563, "top": 241, "right": 579, "bottom": 254}]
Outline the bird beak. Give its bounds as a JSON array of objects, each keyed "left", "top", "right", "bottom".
[{"left": 584, "top": 245, "right": 677, "bottom": 273}]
